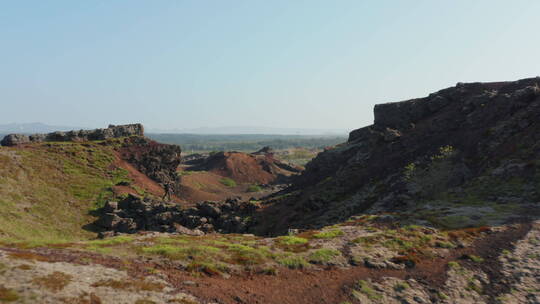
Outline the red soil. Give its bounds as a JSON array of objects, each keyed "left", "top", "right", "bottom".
[
  {"left": 178, "top": 171, "right": 274, "bottom": 205},
  {"left": 210, "top": 152, "right": 276, "bottom": 184},
  {"left": 191, "top": 152, "right": 301, "bottom": 185}
]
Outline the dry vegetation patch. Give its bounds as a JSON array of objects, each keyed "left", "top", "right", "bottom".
[
  {"left": 91, "top": 278, "right": 165, "bottom": 292},
  {"left": 0, "top": 285, "right": 19, "bottom": 302},
  {"left": 32, "top": 271, "right": 73, "bottom": 292}
]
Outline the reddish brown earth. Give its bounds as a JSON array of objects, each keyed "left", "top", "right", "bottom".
[
  {"left": 112, "top": 149, "right": 280, "bottom": 206},
  {"left": 178, "top": 171, "right": 277, "bottom": 205},
  {"left": 186, "top": 152, "right": 302, "bottom": 185},
  {"left": 206, "top": 152, "right": 276, "bottom": 184},
  {"left": 176, "top": 151, "right": 302, "bottom": 205},
  {"left": 3, "top": 223, "right": 530, "bottom": 304}
]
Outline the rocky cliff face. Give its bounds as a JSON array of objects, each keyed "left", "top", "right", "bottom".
[
  {"left": 0, "top": 124, "right": 144, "bottom": 146},
  {"left": 118, "top": 136, "right": 182, "bottom": 195},
  {"left": 257, "top": 77, "right": 540, "bottom": 233}
]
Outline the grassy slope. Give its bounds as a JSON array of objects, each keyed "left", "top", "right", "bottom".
[{"left": 0, "top": 141, "right": 130, "bottom": 243}]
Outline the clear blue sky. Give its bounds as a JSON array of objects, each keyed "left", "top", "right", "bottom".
[{"left": 1, "top": 1, "right": 539, "bottom": 132}]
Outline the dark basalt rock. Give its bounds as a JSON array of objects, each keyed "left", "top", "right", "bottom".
[
  {"left": 118, "top": 136, "right": 182, "bottom": 195},
  {"left": 0, "top": 134, "right": 30, "bottom": 146},
  {"left": 94, "top": 194, "right": 258, "bottom": 236},
  {"left": 266, "top": 77, "right": 540, "bottom": 233},
  {"left": 0, "top": 124, "right": 144, "bottom": 146}
]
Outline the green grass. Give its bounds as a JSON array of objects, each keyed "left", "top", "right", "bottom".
[
  {"left": 448, "top": 261, "right": 461, "bottom": 269},
  {"left": 186, "top": 261, "right": 229, "bottom": 275},
  {"left": 0, "top": 141, "right": 133, "bottom": 242},
  {"left": 466, "top": 255, "right": 484, "bottom": 263},
  {"left": 246, "top": 184, "right": 262, "bottom": 192},
  {"left": 276, "top": 236, "right": 309, "bottom": 245},
  {"left": 277, "top": 256, "right": 309, "bottom": 269},
  {"left": 312, "top": 229, "right": 344, "bottom": 239},
  {"left": 219, "top": 178, "right": 237, "bottom": 187},
  {"left": 177, "top": 170, "right": 194, "bottom": 176},
  {"left": 466, "top": 279, "right": 483, "bottom": 294},
  {"left": 86, "top": 235, "right": 135, "bottom": 246},
  {"left": 393, "top": 282, "right": 410, "bottom": 292},
  {"left": 349, "top": 225, "right": 457, "bottom": 258},
  {"left": 226, "top": 244, "right": 270, "bottom": 265},
  {"left": 353, "top": 280, "right": 382, "bottom": 301},
  {"left": 154, "top": 237, "right": 189, "bottom": 245},
  {"left": 141, "top": 244, "right": 222, "bottom": 260},
  {"left": 435, "top": 241, "right": 456, "bottom": 248},
  {"left": 438, "top": 292, "right": 449, "bottom": 300},
  {"left": 383, "top": 238, "right": 415, "bottom": 251},
  {"left": 308, "top": 248, "right": 341, "bottom": 263}
]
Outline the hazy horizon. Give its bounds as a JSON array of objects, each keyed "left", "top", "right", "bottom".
[
  {"left": 0, "top": 122, "right": 349, "bottom": 135},
  {"left": 2, "top": 1, "right": 540, "bottom": 131}
]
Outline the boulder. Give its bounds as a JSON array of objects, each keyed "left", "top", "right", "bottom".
[
  {"left": 94, "top": 195, "right": 259, "bottom": 235},
  {"left": 0, "top": 134, "right": 30, "bottom": 146},
  {"left": 95, "top": 213, "right": 123, "bottom": 229}
]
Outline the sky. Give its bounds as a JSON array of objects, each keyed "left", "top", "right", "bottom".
[{"left": 1, "top": 1, "right": 540, "bottom": 133}]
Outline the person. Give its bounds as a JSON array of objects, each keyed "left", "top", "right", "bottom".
[{"left": 162, "top": 182, "right": 173, "bottom": 201}]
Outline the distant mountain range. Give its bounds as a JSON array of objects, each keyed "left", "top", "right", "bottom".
[
  {"left": 0, "top": 123, "right": 81, "bottom": 134},
  {"left": 147, "top": 126, "right": 349, "bottom": 135},
  {"left": 0, "top": 123, "right": 349, "bottom": 136}
]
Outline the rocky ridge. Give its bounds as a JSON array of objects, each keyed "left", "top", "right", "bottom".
[
  {"left": 0, "top": 123, "right": 144, "bottom": 146},
  {"left": 256, "top": 77, "right": 540, "bottom": 233}
]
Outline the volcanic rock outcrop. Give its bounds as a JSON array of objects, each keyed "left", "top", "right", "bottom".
[
  {"left": 258, "top": 77, "right": 540, "bottom": 233},
  {"left": 118, "top": 136, "right": 182, "bottom": 195},
  {"left": 0, "top": 124, "right": 144, "bottom": 146},
  {"left": 95, "top": 194, "right": 258, "bottom": 236}
]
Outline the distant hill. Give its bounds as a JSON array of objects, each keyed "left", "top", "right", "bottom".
[
  {"left": 147, "top": 126, "right": 349, "bottom": 135},
  {"left": 1, "top": 123, "right": 349, "bottom": 137},
  {"left": 147, "top": 133, "right": 347, "bottom": 152},
  {"left": 0, "top": 122, "right": 81, "bottom": 134}
]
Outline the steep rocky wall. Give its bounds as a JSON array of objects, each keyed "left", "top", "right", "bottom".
[
  {"left": 118, "top": 136, "right": 182, "bottom": 195},
  {"left": 0, "top": 124, "right": 144, "bottom": 146},
  {"left": 261, "top": 77, "right": 540, "bottom": 233},
  {"left": 298, "top": 78, "right": 540, "bottom": 188}
]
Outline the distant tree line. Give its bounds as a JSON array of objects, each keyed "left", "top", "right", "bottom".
[{"left": 147, "top": 133, "right": 347, "bottom": 153}]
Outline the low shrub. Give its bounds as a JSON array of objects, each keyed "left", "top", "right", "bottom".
[
  {"left": 247, "top": 184, "right": 262, "bottom": 192},
  {"left": 277, "top": 236, "right": 309, "bottom": 245},
  {"left": 277, "top": 256, "right": 309, "bottom": 269},
  {"left": 219, "top": 178, "right": 237, "bottom": 187},
  {"left": 313, "top": 229, "right": 344, "bottom": 239},
  {"left": 308, "top": 248, "right": 340, "bottom": 263}
]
